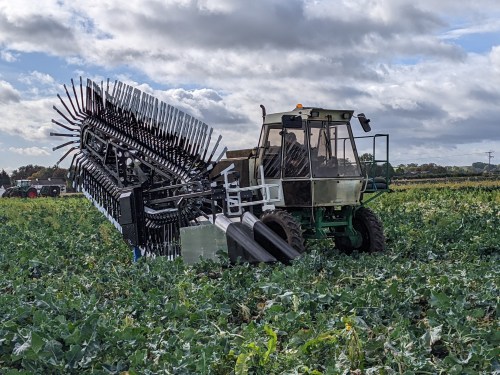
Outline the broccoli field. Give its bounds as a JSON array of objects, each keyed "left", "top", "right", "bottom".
[{"left": 0, "top": 184, "right": 498, "bottom": 374}]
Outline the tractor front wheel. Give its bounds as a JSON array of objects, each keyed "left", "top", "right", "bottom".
[
  {"left": 9, "top": 189, "right": 22, "bottom": 198},
  {"left": 336, "top": 207, "right": 385, "bottom": 253},
  {"left": 260, "top": 209, "right": 306, "bottom": 253}
]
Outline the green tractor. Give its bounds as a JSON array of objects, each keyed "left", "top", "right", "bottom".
[
  {"left": 2, "top": 180, "right": 38, "bottom": 198},
  {"left": 213, "top": 104, "right": 390, "bottom": 253}
]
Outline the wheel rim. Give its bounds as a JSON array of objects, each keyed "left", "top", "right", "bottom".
[{"left": 27, "top": 190, "right": 37, "bottom": 198}]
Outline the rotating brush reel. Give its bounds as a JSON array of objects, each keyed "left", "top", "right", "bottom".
[{"left": 51, "top": 78, "right": 227, "bottom": 257}]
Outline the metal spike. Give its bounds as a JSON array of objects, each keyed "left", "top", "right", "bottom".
[
  {"left": 63, "top": 84, "right": 82, "bottom": 119},
  {"left": 71, "top": 79, "right": 82, "bottom": 114},
  {"left": 53, "top": 105, "right": 78, "bottom": 126},
  {"left": 55, "top": 146, "right": 78, "bottom": 166},
  {"left": 53, "top": 140, "right": 79, "bottom": 151},
  {"left": 50, "top": 132, "right": 80, "bottom": 137},
  {"left": 207, "top": 134, "right": 222, "bottom": 163},
  {"left": 215, "top": 146, "right": 227, "bottom": 163},
  {"left": 201, "top": 127, "right": 213, "bottom": 161},
  {"left": 52, "top": 119, "right": 79, "bottom": 132},
  {"left": 79, "top": 77, "right": 85, "bottom": 114}
]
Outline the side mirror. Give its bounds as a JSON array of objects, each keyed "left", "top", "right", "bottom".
[{"left": 357, "top": 113, "right": 371, "bottom": 132}]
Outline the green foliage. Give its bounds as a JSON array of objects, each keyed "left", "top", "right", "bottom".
[
  {"left": 9, "top": 165, "right": 46, "bottom": 182},
  {"left": 0, "top": 169, "right": 10, "bottom": 187},
  {"left": 0, "top": 188, "right": 498, "bottom": 374},
  {"left": 28, "top": 166, "right": 68, "bottom": 181},
  {"left": 234, "top": 325, "right": 277, "bottom": 375}
]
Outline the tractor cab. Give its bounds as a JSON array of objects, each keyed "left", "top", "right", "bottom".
[
  {"left": 254, "top": 105, "right": 387, "bottom": 208},
  {"left": 16, "top": 180, "right": 32, "bottom": 188},
  {"left": 249, "top": 105, "right": 390, "bottom": 251}
]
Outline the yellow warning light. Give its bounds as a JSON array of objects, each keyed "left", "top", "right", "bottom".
[{"left": 296, "top": 103, "right": 303, "bottom": 108}]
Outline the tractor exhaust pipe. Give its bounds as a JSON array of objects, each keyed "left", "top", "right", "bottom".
[{"left": 260, "top": 104, "right": 266, "bottom": 122}]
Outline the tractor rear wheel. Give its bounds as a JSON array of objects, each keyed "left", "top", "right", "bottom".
[
  {"left": 27, "top": 188, "right": 38, "bottom": 199},
  {"left": 336, "top": 207, "right": 385, "bottom": 253},
  {"left": 261, "top": 209, "right": 306, "bottom": 253}
]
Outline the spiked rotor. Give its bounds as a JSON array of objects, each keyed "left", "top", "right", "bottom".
[{"left": 52, "top": 78, "right": 226, "bottom": 256}]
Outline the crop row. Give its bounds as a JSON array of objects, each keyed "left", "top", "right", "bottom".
[{"left": 0, "top": 187, "right": 498, "bottom": 374}]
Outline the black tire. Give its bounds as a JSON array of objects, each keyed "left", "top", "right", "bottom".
[
  {"left": 336, "top": 207, "right": 385, "bottom": 253},
  {"left": 260, "top": 209, "right": 306, "bottom": 253},
  {"left": 50, "top": 186, "right": 61, "bottom": 197}
]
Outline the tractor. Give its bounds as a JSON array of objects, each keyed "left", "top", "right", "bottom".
[
  {"left": 211, "top": 104, "right": 390, "bottom": 254},
  {"left": 2, "top": 180, "right": 38, "bottom": 198}
]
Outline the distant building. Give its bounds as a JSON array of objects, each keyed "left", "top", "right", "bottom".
[{"left": 32, "top": 178, "right": 67, "bottom": 194}]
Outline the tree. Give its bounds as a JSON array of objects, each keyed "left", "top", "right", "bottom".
[
  {"left": 381, "top": 162, "right": 396, "bottom": 178},
  {"left": 359, "top": 153, "right": 374, "bottom": 162},
  {"left": 10, "top": 165, "right": 45, "bottom": 181},
  {"left": 52, "top": 167, "right": 68, "bottom": 179},
  {"left": 29, "top": 166, "right": 69, "bottom": 180},
  {"left": 29, "top": 167, "right": 53, "bottom": 180},
  {"left": 472, "top": 162, "right": 487, "bottom": 171},
  {"left": 0, "top": 169, "right": 10, "bottom": 187},
  {"left": 10, "top": 165, "right": 68, "bottom": 182}
]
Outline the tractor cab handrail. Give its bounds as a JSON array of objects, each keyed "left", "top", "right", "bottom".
[{"left": 353, "top": 133, "right": 390, "bottom": 193}]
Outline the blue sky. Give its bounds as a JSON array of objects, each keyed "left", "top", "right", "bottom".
[{"left": 0, "top": 0, "right": 499, "bottom": 174}]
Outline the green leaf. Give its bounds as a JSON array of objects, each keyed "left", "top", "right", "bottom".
[
  {"left": 130, "top": 348, "right": 148, "bottom": 367},
  {"left": 235, "top": 352, "right": 252, "bottom": 375},
  {"left": 430, "top": 291, "right": 451, "bottom": 308},
  {"left": 30, "top": 332, "right": 44, "bottom": 354},
  {"left": 421, "top": 324, "right": 442, "bottom": 349},
  {"left": 262, "top": 325, "right": 277, "bottom": 365},
  {"left": 43, "top": 340, "right": 64, "bottom": 366},
  {"left": 65, "top": 344, "right": 84, "bottom": 369},
  {"left": 62, "top": 327, "right": 81, "bottom": 345}
]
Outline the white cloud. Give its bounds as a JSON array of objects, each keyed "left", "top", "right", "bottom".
[
  {"left": 19, "top": 71, "right": 56, "bottom": 86},
  {"left": 0, "top": 49, "right": 18, "bottom": 62},
  {"left": 0, "top": 95, "right": 54, "bottom": 140},
  {"left": 8, "top": 146, "right": 50, "bottom": 156},
  {"left": 0, "top": 0, "right": 499, "bottom": 167},
  {"left": 443, "top": 19, "right": 500, "bottom": 39},
  {"left": 18, "top": 71, "right": 59, "bottom": 99},
  {"left": 0, "top": 80, "right": 21, "bottom": 103},
  {"left": 491, "top": 46, "right": 500, "bottom": 73}
]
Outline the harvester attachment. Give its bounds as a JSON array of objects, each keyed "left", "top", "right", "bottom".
[{"left": 51, "top": 78, "right": 226, "bottom": 257}]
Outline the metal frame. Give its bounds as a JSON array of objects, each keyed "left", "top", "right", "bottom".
[{"left": 221, "top": 164, "right": 281, "bottom": 217}]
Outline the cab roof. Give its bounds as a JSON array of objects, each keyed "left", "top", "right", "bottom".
[{"left": 264, "top": 106, "right": 354, "bottom": 125}]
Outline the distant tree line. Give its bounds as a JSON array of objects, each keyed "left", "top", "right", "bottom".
[
  {"left": 393, "top": 161, "right": 499, "bottom": 179},
  {"left": 359, "top": 153, "right": 499, "bottom": 180},
  {"left": 1, "top": 159, "right": 497, "bottom": 188}
]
